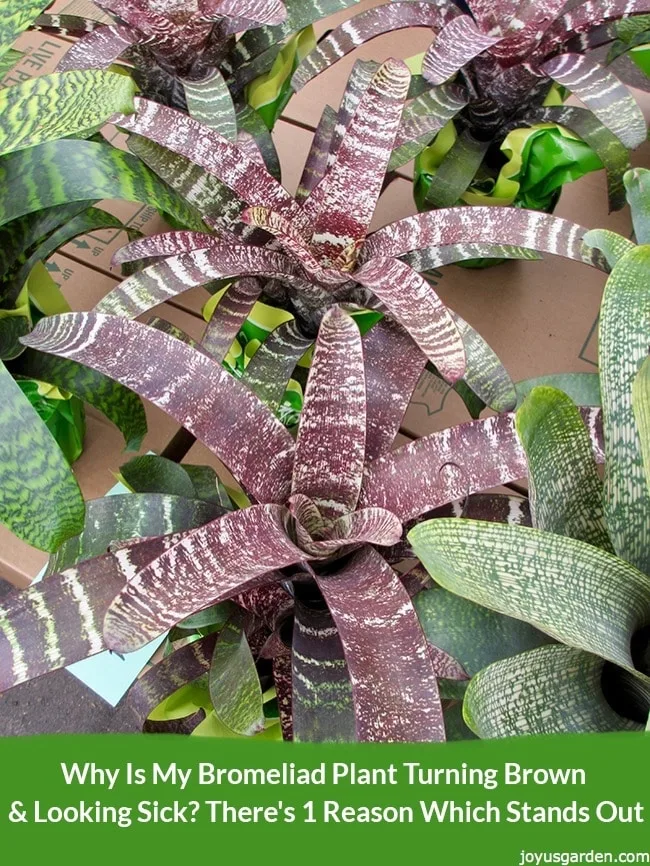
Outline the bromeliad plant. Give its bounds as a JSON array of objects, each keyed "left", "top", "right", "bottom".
[
  {"left": 0, "top": 300, "right": 605, "bottom": 741},
  {"left": 409, "top": 169, "right": 650, "bottom": 738},
  {"left": 291, "top": 0, "right": 650, "bottom": 212},
  {"left": 36, "top": 0, "right": 360, "bottom": 146},
  {"left": 88, "top": 57, "right": 606, "bottom": 424}
]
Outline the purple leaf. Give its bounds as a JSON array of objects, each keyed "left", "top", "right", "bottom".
[
  {"left": 22, "top": 313, "right": 295, "bottom": 503},
  {"left": 467, "top": 0, "right": 519, "bottom": 35},
  {"left": 57, "top": 23, "right": 137, "bottom": 71},
  {"left": 0, "top": 537, "right": 171, "bottom": 691},
  {"left": 365, "top": 206, "right": 599, "bottom": 266},
  {"left": 96, "top": 243, "right": 304, "bottom": 317},
  {"left": 125, "top": 633, "right": 218, "bottom": 727},
  {"left": 112, "top": 231, "right": 216, "bottom": 266},
  {"left": 355, "top": 256, "right": 466, "bottom": 384},
  {"left": 542, "top": 53, "right": 646, "bottom": 149},
  {"left": 292, "top": 307, "right": 366, "bottom": 520},
  {"left": 362, "top": 409, "right": 604, "bottom": 522},
  {"left": 362, "top": 318, "right": 427, "bottom": 461},
  {"left": 232, "top": 582, "right": 293, "bottom": 631},
  {"left": 201, "top": 277, "right": 262, "bottom": 363},
  {"left": 291, "top": 3, "right": 457, "bottom": 91},
  {"left": 315, "top": 546, "right": 445, "bottom": 742},
  {"left": 422, "top": 15, "right": 501, "bottom": 84},
  {"left": 273, "top": 653, "right": 293, "bottom": 740},
  {"left": 541, "top": 1, "right": 650, "bottom": 55},
  {"left": 326, "top": 60, "right": 379, "bottom": 165},
  {"left": 291, "top": 600, "right": 355, "bottom": 742},
  {"left": 490, "top": 0, "right": 568, "bottom": 63},
  {"left": 215, "top": 0, "right": 287, "bottom": 29},
  {"left": 112, "top": 98, "right": 300, "bottom": 220},
  {"left": 103, "top": 504, "right": 303, "bottom": 652},
  {"left": 303, "top": 59, "right": 410, "bottom": 267}
]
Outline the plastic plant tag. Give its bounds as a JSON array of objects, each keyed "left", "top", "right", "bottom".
[{"left": 33, "top": 479, "right": 167, "bottom": 706}]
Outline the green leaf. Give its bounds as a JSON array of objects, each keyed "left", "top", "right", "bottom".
[
  {"left": 516, "top": 386, "right": 613, "bottom": 551},
  {"left": 183, "top": 68, "right": 237, "bottom": 141},
  {"left": 624, "top": 168, "right": 650, "bottom": 245},
  {"left": 208, "top": 611, "right": 265, "bottom": 737},
  {"left": 515, "top": 373, "right": 601, "bottom": 408},
  {"left": 464, "top": 645, "right": 643, "bottom": 738},
  {"left": 19, "top": 348, "right": 147, "bottom": 451},
  {"left": 633, "top": 355, "right": 650, "bottom": 494},
  {"left": 0, "top": 49, "right": 22, "bottom": 78},
  {"left": 0, "top": 71, "right": 136, "bottom": 156},
  {"left": 120, "top": 454, "right": 196, "bottom": 498},
  {"left": 583, "top": 228, "right": 636, "bottom": 270},
  {"left": 17, "top": 379, "right": 85, "bottom": 464},
  {"left": 0, "top": 0, "right": 50, "bottom": 59},
  {"left": 409, "top": 519, "right": 650, "bottom": 675},
  {"left": 414, "top": 583, "right": 554, "bottom": 678},
  {"left": 0, "top": 359, "right": 84, "bottom": 551},
  {"left": 176, "top": 602, "right": 237, "bottom": 632},
  {"left": 599, "top": 245, "right": 650, "bottom": 574},
  {"left": 0, "top": 139, "right": 205, "bottom": 231}
]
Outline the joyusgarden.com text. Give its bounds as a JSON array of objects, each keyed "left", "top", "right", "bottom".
[{"left": 4, "top": 761, "right": 645, "bottom": 828}]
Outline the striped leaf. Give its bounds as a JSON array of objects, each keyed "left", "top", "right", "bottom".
[
  {"left": 414, "top": 583, "right": 553, "bottom": 678},
  {"left": 18, "top": 348, "right": 147, "bottom": 452},
  {"left": 112, "top": 98, "right": 299, "bottom": 221},
  {"left": 56, "top": 23, "right": 136, "bottom": 71},
  {"left": 202, "top": 277, "right": 263, "bottom": 364},
  {"left": 22, "top": 313, "right": 296, "bottom": 504},
  {"left": 388, "top": 85, "right": 467, "bottom": 172},
  {"left": 0, "top": 140, "right": 204, "bottom": 231},
  {"left": 241, "top": 318, "right": 312, "bottom": 411},
  {"left": 291, "top": 2, "right": 455, "bottom": 90},
  {"left": 420, "top": 130, "right": 490, "bottom": 209},
  {"left": 365, "top": 206, "right": 599, "bottom": 267},
  {"left": 0, "top": 359, "right": 84, "bottom": 552},
  {"left": 126, "top": 634, "right": 217, "bottom": 728},
  {"left": 355, "top": 257, "right": 466, "bottom": 384},
  {"left": 422, "top": 15, "right": 500, "bottom": 85},
  {"left": 209, "top": 610, "right": 265, "bottom": 736},
  {"left": 296, "top": 106, "right": 337, "bottom": 203},
  {"left": 409, "top": 519, "right": 650, "bottom": 675},
  {"left": 542, "top": 53, "right": 646, "bottom": 149},
  {"left": 182, "top": 68, "right": 237, "bottom": 141},
  {"left": 0, "top": 536, "right": 173, "bottom": 690},
  {"left": 516, "top": 386, "right": 613, "bottom": 551},
  {"left": 103, "top": 505, "right": 303, "bottom": 652},
  {"left": 599, "top": 245, "right": 650, "bottom": 574},
  {"left": 452, "top": 310, "right": 517, "bottom": 412},
  {"left": 292, "top": 307, "right": 365, "bottom": 520},
  {"left": 304, "top": 59, "right": 410, "bottom": 267},
  {"left": 402, "top": 244, "right": 542, "bottom": 273},
  {"left": 624, "top": 167, "right": 650, "bottom": 245},
  {"left": 0, "top": 70, "right": 136, "bottom": 156},
  {"left": 464, "top": 645, "right": 643, "bottom": 738},
  {"left": 112, "top": 231, "right": 215, "bottom": 266},
  {"left": 315, "top": 546, "right": 445, "bottom": 742},
  {"left": 96, "top": 244, "right": 301, "bottom": 318},
  {"left": 47, "top": 493, "right": 223, "bottom": 574},
  {"left": 292, "top": 599, "right": 355, "bottom": 743}
]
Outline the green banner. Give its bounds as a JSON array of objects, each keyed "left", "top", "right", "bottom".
[{"left": 1, "top": 733, "right": 648, "bottom": 863}]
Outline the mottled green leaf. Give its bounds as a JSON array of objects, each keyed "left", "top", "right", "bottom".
[
  {"left": 183, "top": 69, "right": 237, "bottom": 141},
  {"left": 0, "top": 359, "right": 84, "bottom": 551},
  {"left": 515, "top": 373, "right": 601, "bottom": 407},
  {"left": 599, "top": 245, "right": 650, "bottom": 574},
  {"left": 584, "top": 228, "right": 636, "bottom": 270},
  {"left": 120, "top": 454, "right": 196, "bottom": 498},
  {"left": 19, "top": 348, "right": 147, "bottom": 451},
  {"left": 0, "top": 0, "right": 50, "bottom": 58},
  {"left": 414, "top": 583, "right": 553, "bottom": 678},
  {"left": 464, "top": 645, "right": 643, "bottom": 738},
  {"left": 624, "top": 168, "right": 650, "bottom": 245},
  {"left": 633, "top": 355, "right": 650, "bottom": 494},
  {"left": 516, "top": 386, "right": 613, "bottom": 551},
  {"left": 0, "top": 140, "right": 205, "bottom": 231},
  {"left": 409, "top": 519, "right": 650, "bottom": 674},
  {"left": 209, "top": 611, "right": 265, "bottom": 737},
  {"left": 0, "top": 71, "right": 136, "bottom": 156}
]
